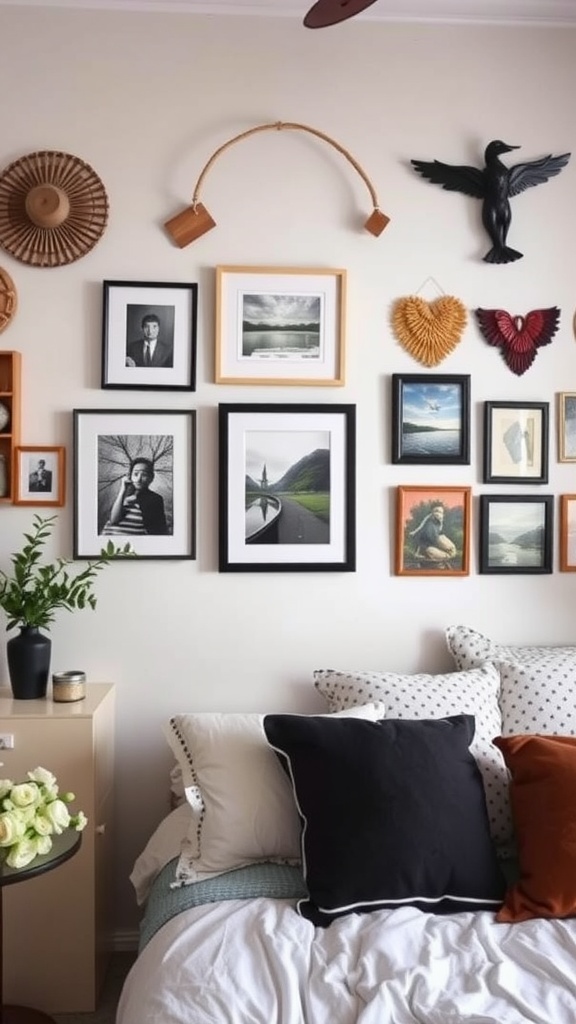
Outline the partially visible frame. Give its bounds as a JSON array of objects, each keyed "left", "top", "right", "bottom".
[
  {"left": 559, "top": 494, "right": 576, "bottom": 571},
  {"left": 479, "top": 494, "right": 553, "bottom": 574},
  {"left": 215, "top": 266, "right": 346, "bottom": 386},
  {"left": 391, "top": 373, "right": 470, "bottom": 465},
  {"left": 484, "top": 401, "right": 549, "bottom": 483},
  {"left": 557, "top": 392, "right": 576, "bottom": 462},
  {"left": 219, "top": 403, "right": 355, "bottom": 571},
  {"left": 14, "top": 446, "right": 65, "bottom": 507},
  {"left": 73, "top": 409, "right": 196, "bottom": 559},
  {"left": 395, "top": 485, "right": 471, "bottom": 577},
  {"left": 101, "top": 280, "right": 197, "bottom": 391}
]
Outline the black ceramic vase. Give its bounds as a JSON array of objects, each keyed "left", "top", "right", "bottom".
[{"left": 6, "top": 627, "right": 52, "bottom": 700}]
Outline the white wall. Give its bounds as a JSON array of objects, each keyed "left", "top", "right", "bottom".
[{"left": 0, "top": 7, "right": 575, "bottom": 934}]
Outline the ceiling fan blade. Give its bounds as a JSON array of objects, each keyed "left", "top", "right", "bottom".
[{"left": 304, "top": 0, "right": 379, "bottom": 28}]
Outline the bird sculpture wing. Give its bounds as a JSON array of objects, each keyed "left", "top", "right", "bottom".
[
  {"left": 508, "top": 153, "right": 570, "bottom": 197},
  {"left": 410, "top": 159, "right": 485, "bottom": 198},
  {"left": 475, "top": 307, "right": 560, "bottom": 375}
]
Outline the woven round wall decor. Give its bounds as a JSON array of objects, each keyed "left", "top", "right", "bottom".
[
  {"left": 0, "top": 150, "right": 109, "bottom": 268},
  {"left": 0, "top": 266, "right": 17, "bottom": 332}
]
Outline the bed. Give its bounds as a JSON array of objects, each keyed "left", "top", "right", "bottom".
[{"left": 117, "top": 627, "right": 576, "bottom": 1024}]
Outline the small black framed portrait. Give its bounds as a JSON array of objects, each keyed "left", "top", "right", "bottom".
[
  {"left": 483, "top": 401, "right": 549, "bottom": 483},
  {"left": 101, "top": 280, "right": 197, "bottom": 391}
]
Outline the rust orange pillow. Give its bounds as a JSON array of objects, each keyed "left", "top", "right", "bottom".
[{"left": 493, "top": 734, "right": 576, "bottom": 922}]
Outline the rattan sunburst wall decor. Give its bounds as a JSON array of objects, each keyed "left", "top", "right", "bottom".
[{"left": 0, "top": 150, "right": 109, "bottom": 268}]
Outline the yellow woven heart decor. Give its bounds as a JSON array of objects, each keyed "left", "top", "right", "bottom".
[{"left": 392, "top": 295, "right": 467, "bottom": 367}]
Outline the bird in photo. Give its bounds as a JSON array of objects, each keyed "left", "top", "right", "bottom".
[
  {"left": 475, "top": 306, "right": 560, "bottom": 375},
  {"left": 411, "top": 141, "right": 570, "bottom": 264}
]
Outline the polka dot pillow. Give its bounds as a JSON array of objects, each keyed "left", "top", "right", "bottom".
[
  {"left": 445, "top": 625, "right": 576, "bottom": 673},
  {"left": 313, "top": 663, "right": 512, "bottom": 854},
  {"left": 497, "top": 659, "right": 576, "bottom": 736}
]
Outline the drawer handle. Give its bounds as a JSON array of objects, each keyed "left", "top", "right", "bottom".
[{"left": 96, "top": 823, "right": 106, "bottom": 835}]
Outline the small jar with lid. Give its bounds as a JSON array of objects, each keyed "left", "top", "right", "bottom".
[{"left": 52, "top": 671, "right": 86, "bottom": 702}]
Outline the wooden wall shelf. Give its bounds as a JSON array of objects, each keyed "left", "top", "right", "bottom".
[{"left": 0, "top": 350, "right": 21, "bottom": 503}]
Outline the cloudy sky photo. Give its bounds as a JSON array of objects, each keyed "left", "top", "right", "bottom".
[{"left": 242, "top": 292, "right": 321, "bottom": 327}]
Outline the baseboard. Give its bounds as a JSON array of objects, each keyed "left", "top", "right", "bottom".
[{"left": 112, "top": 928, "right": 140, "bottom": 952}]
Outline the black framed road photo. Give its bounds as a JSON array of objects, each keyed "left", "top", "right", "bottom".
[
  {"left": 101, "top": 280, "right": 197, "bottom": 391},
  {"left": 479, "top": 494, "right": 553, "bottom": 574},
  {"left": 483, "top": 401, "right": 549, "bottom": 483},
  {"left": 73, "top": 409, "right": 196, "bottom": 559},
  {"left": 219, "top": 403, "right": 355, "bottom": 572},
  {"left": 391, "top": 374, "right": 470, "bottom": 465}
]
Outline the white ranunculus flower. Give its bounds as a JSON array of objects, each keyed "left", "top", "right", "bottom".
[
  {"left": 28, "top": 767, "right": 57, "bottom": 787},
  {"left": 28, "top": 767, "right": 58, "bottom": 799},
  {"left": 42, "top": 799, "right": 71, "bottom": 834},
  {"left": 71, "top": 811, "right": 88, "bottom": 832},
  {"left": 0, "top": 811, "right": 26, "bottom": 847},
  {"left": 32, "top": 813, "right": 53, "bottom": 836},
  {"left": 10, "top": 782, "right": 39, "bottom": 808},
  {"left": 6, "top": 837, "right": 40, "bottom": 869},
  {"left": 35, "top": 835, "right": 53, "bottom": 856},
  {"left": 0, "top": 779, "right": 13, "bottom": 800}
]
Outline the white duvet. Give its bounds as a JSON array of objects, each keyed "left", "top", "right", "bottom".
[{"left": 117, "top": 897, "right": 576, "bottom": 1023}]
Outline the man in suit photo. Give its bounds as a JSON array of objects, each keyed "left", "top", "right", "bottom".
[
  {"left": 126, "top": 313, "right": 174, "bottom": 368},
  {"left": 29, "top": 458, "right": 52, "bottom": 492}
]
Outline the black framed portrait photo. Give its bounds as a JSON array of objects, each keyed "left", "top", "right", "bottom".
[
  {"left": 73, "top": 409, "right": 196, "bottom": 559},
  {"left": 101, "top": 281, "right": 198, "bottom": 391}
]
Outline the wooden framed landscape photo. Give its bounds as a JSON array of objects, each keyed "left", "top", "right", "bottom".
[
  {"left": 395, "top": 485, "right": 471, "bottom": 577},
  {"left": 483, "top": 401, "right": 549, "bottom": 483},
  {"left": 101, "top": 280, "right": 198, "bottom": 391},
  {"left": 557, "top": 392, "right": 576, "bottom": 462},
  {"left": 215, "top": 266, "right": 346, "bottom": 386},
  {"left": 479, "top": 494, "right": 553, "bottom": 574},
  {"left": 219, "top": 403, "right": 355, "bottom": 572},
  {"left": 14, "top": 446, "right": 65, "bottom": 507},
  {"left": 391, "top": 374, "right": 470, "bottom": 465},
  {"left": 559, "top": 494, "right": 576, "bottom": 571},
  {"left": 73, "top": 409, "right": 196, "bottom": 559}
]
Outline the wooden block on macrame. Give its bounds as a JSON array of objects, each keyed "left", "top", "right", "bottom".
[
  {"left": 164, "top": 203, "right": 216, "bottom": 248},
  {"left": 364, "top": 209, "right": 390, "bottom": 236}
]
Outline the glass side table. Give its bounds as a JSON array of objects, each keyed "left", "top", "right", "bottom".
[{"left": 0, "top": 830, "right": 82, "bottom": 1023}]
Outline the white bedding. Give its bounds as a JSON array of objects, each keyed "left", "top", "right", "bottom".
[{"left": 117, "top": 896, "right": 576, "bottom": 1023}]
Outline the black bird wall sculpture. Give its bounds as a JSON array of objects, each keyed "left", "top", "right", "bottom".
[{"left": 411, "top": 141, "right": 570, "bottom": 264}]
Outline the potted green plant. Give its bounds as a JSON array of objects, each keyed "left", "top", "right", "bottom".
[{"left": 0, "top": 514, "right": 132, "bottom": 700}]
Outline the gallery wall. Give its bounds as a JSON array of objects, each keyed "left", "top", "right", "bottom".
[{"left": 0, "top": 5, "right": 575, "bottom": 937}]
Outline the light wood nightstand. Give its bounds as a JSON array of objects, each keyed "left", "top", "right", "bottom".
[{"left": 0, "top": 684, "right": 115, "bottom": 1014}]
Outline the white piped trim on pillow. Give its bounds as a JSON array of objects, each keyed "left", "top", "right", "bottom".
[{"left": 165, "top": 702, "right": 386, "bottom": 886}]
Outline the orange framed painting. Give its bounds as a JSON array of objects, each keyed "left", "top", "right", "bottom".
[
  {"left": 560, "top": 494, "right": 576, "bottom": 571},
  {"left": 395, "top": 485, "right": 471, "bottom": 577}
]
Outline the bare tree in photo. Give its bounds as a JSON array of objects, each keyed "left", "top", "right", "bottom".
[{"left": 97, "top": 434, "right": 174, "bottom": 535}]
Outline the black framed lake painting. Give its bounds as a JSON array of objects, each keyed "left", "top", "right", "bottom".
[{"left": 391, "top": 374, "right": 470, "bottom": 465}]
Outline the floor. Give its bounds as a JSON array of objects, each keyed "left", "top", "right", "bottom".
[{"left": 52, "top": 952, "right": 137, "bottom": 1024}]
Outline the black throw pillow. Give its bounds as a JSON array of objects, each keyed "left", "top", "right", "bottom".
[{"left": 263, "top": 713, "right": 505, "bottom": 927}]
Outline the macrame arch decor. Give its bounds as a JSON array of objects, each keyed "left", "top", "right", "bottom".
[{"left": 165, "top": 120, "right": 390, "bottom": 248}]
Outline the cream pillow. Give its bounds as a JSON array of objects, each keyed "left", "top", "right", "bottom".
[
  {"left": 165, "top": 701, "right": 386, "bottom": 885},
  {"left": 314, "top": 663, "right": 512, "bottom": 854},
  {"left": 497, "top": 659, "right": 576, "bottom": 736}
]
